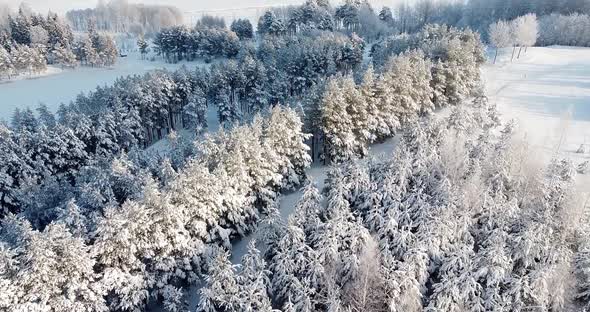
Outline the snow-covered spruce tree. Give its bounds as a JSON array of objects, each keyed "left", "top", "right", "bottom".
[
  {"left": 292, "top": 182, "right": 324, "bottom": 239},
  {"left": 198, "top": 249, "right": 241, "bottom": 312},
  {"left": 315, "top": 92, "right": 583, "bottom": 311},
  {"left": 235, "top": 241, "right": 274, "bottom": 311}
]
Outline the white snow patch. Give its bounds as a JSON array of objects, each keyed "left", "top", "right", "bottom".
[
  {"left": 482, "top": 46, "right": 590, "bottom": 190},
  {"left": 0, "top": 66, "right": 64, "bottom": 84}
]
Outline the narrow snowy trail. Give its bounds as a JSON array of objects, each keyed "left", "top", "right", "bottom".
[
  {"left": 231, "top": 136, "right": 399, "bottom": 265},
  {"left": 148, "top": 136, "right": 400, "bottom": 312},
  {"left": 482, "top": 46, "right": 590, "bottom": 189}
]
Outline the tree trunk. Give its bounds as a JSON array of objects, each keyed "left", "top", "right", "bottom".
[
  {"left": 517, "top": 47, "right": 523, "bottom": 59},
  {"left": 525, "top": 46, "right": 528, "bottom": 53},
  {"left": 169, "top": 109, "right": 175, "bottom": 131},
  {"left": 494, "top": 48, "right": 498, "bottom": 64},
  {"left": 511, "top": 46, "right": 516, "bottom": 62}
]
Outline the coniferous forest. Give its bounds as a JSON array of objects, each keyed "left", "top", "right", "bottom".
[{"left": 1, "top": 0, "right": 590, "bottom": 311}]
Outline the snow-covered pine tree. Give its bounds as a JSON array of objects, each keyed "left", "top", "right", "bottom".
[
  {"left": 80, "top": 36, "right": 99, "bottom": 66},
  {"left": 230, "top": 19, "right": 254, "bottom": 40},
  {"left": 0, "top": 218, "right": 106, "bottom": 312},
  {"left": 198, "top": 249, "right": 241, "bottom": 312},
  {"left": 240, "top": 54, "right": 269, "bottom": 115},
  {"left": 0, "top": 46, "right": 13, "bottom": 79},
  {"left": 236, "top": 241, "right": 274, "bottom": 311},
  {"left": 36, "top": 103, "right": 56, "bottom": 128},
  {"left": 52, "top": 43, "right": 77, "bottom": 68},
  {"left": 257, "top": 11, "right": 286, "bottom": 37},
  {"left": 137, "top": 36, "right": 149, "bottom": 59},
  {"left": 93, "top": 201, "right": 152, "bottom": 311},
  {"left": 321, "top": 77, "right": 357, "bottom": 162},
  {"left": 95, "top": 34, "right": 118, "bottom": 67},
  {"left": 380, "top": 50, "right": 433, "bottom": 124},
  {"left": 263, "top": 106, "right": 312, "bottom": 189},
  {"left": 183, "top": 87, "right": 208, "bottom": 133}
]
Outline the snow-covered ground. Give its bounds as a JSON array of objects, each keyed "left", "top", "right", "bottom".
[
  {"left": 482, "top": 46, "right": 590, "bottom": 189},
  {"left": 0, "top": 66, "right": 64, "bottom": 84},
  {"left": 0, "top": 52, "right": 201, "bottom": 121}
]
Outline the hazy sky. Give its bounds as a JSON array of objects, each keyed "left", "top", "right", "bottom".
[{"left": 4, "top": 0, "right": 401, "bottom": 15}]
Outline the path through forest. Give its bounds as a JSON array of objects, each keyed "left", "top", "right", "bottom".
[{"left": 147, "top": 136, "right": 400, "bottom": 311}]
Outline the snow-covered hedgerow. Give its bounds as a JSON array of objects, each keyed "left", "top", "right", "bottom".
[
  {"left": 206, "top": 95, "right": 587, "bottom": 311},
  {"left": 0, "top": 106, "right": 311, "bottom": 312},
  {"left": 321, "top": 25, "right": 485, "bottom": 163}
]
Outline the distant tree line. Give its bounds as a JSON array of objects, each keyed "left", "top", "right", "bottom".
[
  {"left": 258, "top": 0, "right": 390, "bottom": 40},
  {"left": 487, "top": 12, "right": 590, "bottom": 63},
  {"left": 257, "top": 0, "right": 590, "bottom": 46},
  {"left": 148, "top": 0, "right": 590, "bottom": 70},
  {"left": 154, "top": 25, "right": 241, "bottom": 63},
  {"left": 538, "top": 13, "right": 590, "bottom": 47},
  {"left": 66, "top": 0, "right": 184, "bottom": 35}
]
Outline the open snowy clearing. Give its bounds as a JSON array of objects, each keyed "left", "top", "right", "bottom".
[
  {"left": 0, "top": 52, "right": 203, "bottom": 120},
  {"left": 482, "top": 46, "right": 590, "bottom": 190}
]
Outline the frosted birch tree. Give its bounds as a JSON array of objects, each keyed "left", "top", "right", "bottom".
[{"left": 489, "top": 20, "right": 512, "bottom": 63}]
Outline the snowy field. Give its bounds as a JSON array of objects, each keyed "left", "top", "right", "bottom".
[
  {"left": 0, "top": 52, "right": 199, "bottom": 121},
  {"left": 482, "top": 46, "right": 590, "bottom": 189}
]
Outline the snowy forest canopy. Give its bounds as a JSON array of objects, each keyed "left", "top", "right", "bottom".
[
  {"left": 1, "top": 0, "right": 590, "bottom": 311},
  {"left": 0, "top": 21, "right": 523, "bottom": 311},
  {"left": 198, "top": 97, "right": 589, "bottom": 312}
]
